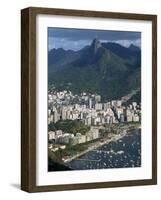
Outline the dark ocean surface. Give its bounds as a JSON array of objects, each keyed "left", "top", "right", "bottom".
[{"left": 65, "top": 129, "right": 141, "bottom": 170}]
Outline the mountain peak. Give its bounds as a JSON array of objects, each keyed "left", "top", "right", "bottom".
[
  {"left": 129, "top": 44, "right": 140, "bottom": 52},
  {"left": 91, "top": 38, "right": 102, "bottom": 53}
]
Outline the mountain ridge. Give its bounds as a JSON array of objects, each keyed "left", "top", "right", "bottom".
[{"left": 48, "top": 39, "right": 141, "bottom": 101}]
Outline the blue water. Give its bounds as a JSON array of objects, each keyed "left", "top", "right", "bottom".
[{"left": 65, "top": 129, "right": 141, "bottom": 170}]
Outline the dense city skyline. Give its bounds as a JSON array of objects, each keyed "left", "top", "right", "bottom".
[{"left": 48, "top": 90, "right": 141, "bottom": 166}]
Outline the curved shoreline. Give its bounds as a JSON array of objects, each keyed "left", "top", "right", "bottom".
[{"left": 63, "top": 127, "right": 141, "bottom": 163}]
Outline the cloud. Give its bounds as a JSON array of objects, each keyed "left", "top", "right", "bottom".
[
  {"left": 48, "top": 28, "right": 141, "bottom": 51},
  {"left": 48, "top": 37, "right": 91, "bottom": 51},
  {"left": 109, "top": 38, "right": 141, "bottom": 48}
]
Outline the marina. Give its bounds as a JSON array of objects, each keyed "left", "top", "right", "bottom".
[{"left": 65, "top": 129, "right": 141, "bottom": 170}]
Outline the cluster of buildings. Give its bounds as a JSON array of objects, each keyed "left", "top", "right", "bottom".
[
  {"left": 48, "top": 90, "right": 141, "bottom": 150},
  {"left": 48, "top": 127, "right": 99, "bottom": 151},
  {"left": 48, "top": 90, "right": 141, "bottom": 126}
]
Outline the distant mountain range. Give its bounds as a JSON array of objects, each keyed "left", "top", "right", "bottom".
[{"left": 48, "top": 38, "right": 141, "bottom": 101}]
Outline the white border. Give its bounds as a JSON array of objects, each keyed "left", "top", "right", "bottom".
[{"left": 36, "top": 14, "right": 152, "bottom": 186}]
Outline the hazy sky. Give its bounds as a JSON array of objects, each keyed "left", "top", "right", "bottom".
[{"left": 48, "top": 28, "right": 141, "bottom": 51}]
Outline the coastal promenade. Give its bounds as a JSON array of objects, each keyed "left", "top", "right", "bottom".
[{"left": 63, "top": 125, "right": 140, "bottom": 163}]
